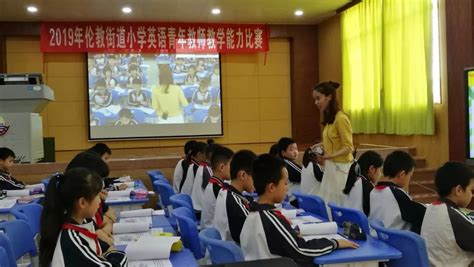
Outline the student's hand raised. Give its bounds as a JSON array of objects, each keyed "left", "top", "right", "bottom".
[{"left": 336, "top": 239, "right": 359, "bottom": 249}]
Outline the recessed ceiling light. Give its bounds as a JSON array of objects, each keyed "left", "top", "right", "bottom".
[
  {"left": 26, "top": 6, "right": 38, "bottom": 13},
  {"left": 122, "top": 6, "right": 132, "bottom": 14},
  {"left": 211, "top": 8, "right": 221, "bottom": 15},
  {"left": 295, "top": 10, "right": 304, "bottom": 16}
]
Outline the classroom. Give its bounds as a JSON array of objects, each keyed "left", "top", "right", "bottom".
[{"left": 0, "top": 0, "right": 473, "bottom": 266}]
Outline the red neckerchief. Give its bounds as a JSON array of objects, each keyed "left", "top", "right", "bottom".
[
  {"left": 273, "top": 210, "right": 292, "bottom": 226},
  {"left": 374, "top": 185, "right": 387, "bottom": 190},
  {"left": 199, "top": 162, "right": 208, "bottom": 167},
  {"left": 209, "top": 176, "right": 224, "bottom": 186},
  {"left": 62, "top": 223, "right": 100, "bottom": 255},
  {"left": 95, "top": 202, "right": 103, "bottom": 229},
  {"left": 432, "top": 200, "right": 443, "bottom": 205}
]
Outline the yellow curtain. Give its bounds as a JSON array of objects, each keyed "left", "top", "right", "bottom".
[
  {"left": 341, "top": 0, "right": 435, "bottom": 135},
  {"left": 342, "top": 0, "right": 383, "bottom": 133}
]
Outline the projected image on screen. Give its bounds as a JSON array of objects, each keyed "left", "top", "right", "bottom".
[{"left": 87, "top": 53, "right": 223, "bottom": 140}]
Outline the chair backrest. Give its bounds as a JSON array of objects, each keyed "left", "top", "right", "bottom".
[
  {"left": 170, "top": 194, "right": 197, "bottom": 222},
  {"left": 370, "top": 221, "right": 429, "bottom": 267},
  {"left": 328, "top": 202, "right": 370, "bottom": 234},
  {"left": 199, "top": 227, "right": 245, "bottom": 264},
  {"left": 292, "top": 191, "right": 329, "bottom": 220},
  {"left": 172, "top": 207, "right": 204, "bottom": 259},
  {"left": 11, "top": 203, "right": 43, "bottom": 236},
  {"left": 0, "top": 220, "right": 37, "bottom": 259},
  {"left": 0, "top": 233, "right": 16, "bottom": 267},
  {"left": 147, "top": 170, "right": 163, "bottom": 182},
  {"left": 154, "top": 181, "right": 176, "bottom": 216}
]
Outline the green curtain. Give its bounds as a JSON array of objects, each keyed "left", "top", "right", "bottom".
[
  {"left": 341, "top": 0, "right": 435, "bottom": 135},
  {"left": 342, "top": 0, "right": 383, "bottom": 133}
]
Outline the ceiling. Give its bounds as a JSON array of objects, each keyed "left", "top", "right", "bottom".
[{"left": 0, "top": 0, "right": 351, "bottom": 24}]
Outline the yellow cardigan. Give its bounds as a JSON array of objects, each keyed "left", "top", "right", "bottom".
[
  {"left": 322, "top": 111, "right": 354, "bottom": 163},
  {"left": 151, "top": 84, "right": 188, "bottom": 117}
]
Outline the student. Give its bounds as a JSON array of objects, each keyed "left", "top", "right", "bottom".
[
  {"left": 300, "top": 148, "right": 324, "bottom": 195},
  {"left": 196, "top": 58, "right": 206, "bottom": 72},
  {"left": 173, "top": 58, "right": 187, "bottom": 73},
  {"left": 421, "top": 162, "right": 474, "bottom": 266},
  {"left": 106, "top": 55, "right": 120, "bottom": 75},
  {"left": 91, "top": 78, "right": 113, "bottom": 108},
  {"left": 88, "top": 143, "right": 112, "bottom": 163},
  {"left": 39, "top": 168, "right": 127, "bottom": 267},
  {"left": 0, "top": 147, "right": 25, "bottom": 190},
  {"left": 114, "top": 108, "right": 138, "bottom": 126},
  {"left": 103, "top": 66, "right": 117, "bottom": 89},
  {"left": 369, "top": 150, "right": 426, "bottom": 234},
  {"left": 151, "top": 65, "right": 188, "bottom": 123},
  {"left": 127, "top": 64, "right": 141, "bottom": 88},
  {"left": 191, "top": 78, "right": 212, "bottom": 109},
  {"left": 201, "top": 145, "right": 234, "bottom": 229},
  {"left": 278, "top": 137, "right": 302, "bottom": 205},
  {"left": 127, "top": 77, "right": 149, "bottom": 107},
  {"left": 268, "top": 143, "right": 280, "bottom": 157},
  {"left": 240, "top": 154, "right": 358, "bottom": 264},
  {"left": 210, "top": 64, "right": 220, "bottom": 88},
  {"left": 214, "top": 150, "right": 257, "bottom": 244},
  {"left": 173, "top": 140, "right": 197, "bottom": 192},
  {"left": 190, "top": 140, "right": 216, "bottom": 214},
  {"left": 179, "top": 141, "right": 207, "bottom": 195},
  {"left": 203, "top": 104, "right": 221, "bottom": 124},
  {"left": 184, "top": 65, "right": 200, "bottom": 85},
  {"left": 66, "top": 151, "right": 116, "bottom": 245},
  {"left": 342, "top": 151, "right": 383, "bottom": 216}
]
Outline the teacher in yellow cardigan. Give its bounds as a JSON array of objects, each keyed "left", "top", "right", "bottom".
[{"left": 312, "top": 81, "right": 354, "bottom": 205}]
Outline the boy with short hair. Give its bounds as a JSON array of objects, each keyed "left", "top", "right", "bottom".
[
  {"left": 240, "top": 154, "right": 358, "bottom": 265},
  {"left": 369, "top": 150, "right": 426, "bottom": 233},
  {"left": 0, "top": 147, "right": 25, "bottom": 190},
  {"left": 201, "top": 145, "right": 234, "bottom": 229},
  {"left": 213, "top": 150, "right": 257, "bottom": 243},
  {"left": 421, "top": 161, "right": 474, "bottom": 266}
]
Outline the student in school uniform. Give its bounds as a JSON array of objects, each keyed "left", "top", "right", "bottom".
[
  {"left": 91, "top": 78, "right": 113, "bottom": 108},
  {"left": 369, "top": 150, "right": 426, "bottom": 234},
  {"left": 278, "top": 137, "right": 302, "bottom": 206},
  {"left": 342, "top": 151, "right": 383, "bottom": 216},
  {"left": 0, "top": 147, "right": 25, "bottom": 190},
  {"left": 179, "top": 142, "right": 207, "bottom": 195},
  {"left": 127, "top": 64, "right": 141, "bottom": 88},
  {"left": 201, "top": 145, "right": 234, "bottom": 229},
  {"left": 240, "top": 154, "right": 358, "bottom": 265},
  {"left": 300, "top": 148, "right": 325, "bottom": 195},
  {"left": 114, "top": 108, "right": 138, "bottom": 126},
  {"left": 127, "top": 77, "right": 149, "bottom": 108},
  {"left": 214, "top": 150, "right": 258, "bottom": 244},
  {"left": 103, "top": 66, "right": 117, "bottom": 89},
  {"left": 421, "top": 162, "right": 474, "bottom": 266},
  {"left": 39, "top": 168, "right": 127, "bottom": 267},
  {"left": 191, "top": 140, "right": 216, "bottom": 216},
  {"left": 184, "top": 65, "right": 200, "bottom": 85},
  {"left": 173, "top": 140, "right": 197, "bottom": 192},
  {"left": 66, "top": 151, "right": 117, "bottom": 246},
  {"left": 191, "top": 78, "right": 212, "bottom": 109}
]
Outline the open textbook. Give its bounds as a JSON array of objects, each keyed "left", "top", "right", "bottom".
[
  {"left": 114, "top": 227, "right": 164, "bottom": 246},
  {"left": 126, "top": 235, "right": 181, "bottom": 261},
  {"left": 128, "top": 260, "right": 172, "bottom": 267},
  {"left": 295, "top": 221, "right": 348, "bottom": 241}
]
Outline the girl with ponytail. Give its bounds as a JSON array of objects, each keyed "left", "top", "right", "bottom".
[{"left": 40, "top": 168, "right": 127, "bottom": 267}]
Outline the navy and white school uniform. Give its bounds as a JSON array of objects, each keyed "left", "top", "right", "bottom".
[
  {"left": 343, "top": 175, "right": 374, "bottom": 216},
  {"left": 369, "top": 181, "right": 426, "bottom": 234},
  {"left": 283, "top": 158, "right": 302, "bottom": 195},
  {"left": 173, "top": 158, "right": 188, "bottom": 192},
  {"left": 51, "top": 218, "right": 127, "bottom": 267},
  {"left": 201, "top": 176, "right": 228, "bottom": 229},
  {"left": 213, "top": 184, "right": 253, "bottom": 244},
  {"left": 180, "top": 159, "right": 200, "bottom": 195},
  {"left": 300, "top": 162, "right": 324, "bottom": 195},
  {"left": 114, "top": 119, "right": 138, "bottom": 126},
  {"left": 0, "top": 170, "right": 25, "bottom": 190},
  {"left": 91, "top": 90, "right": 113, "bottom": 107},
  {"left": 240, "top": 203, "right": 338, "bottom": 265},
  {"left": 127, "top": 91, "right": 149, "bottom": 107},
  {"left": 421, "top": 199, "right": 474, "bottom": 267},
  {"left": 190, "top": 162, "right": 212, "bottom": 212}
]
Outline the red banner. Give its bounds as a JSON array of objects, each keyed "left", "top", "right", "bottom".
[{"left": 40, "top": 22, "right": 269, "bottom": 54}]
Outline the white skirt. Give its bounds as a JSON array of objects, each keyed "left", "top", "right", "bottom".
[{"left": 318, "top": 160, "right": 351, "bottom": 206}]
